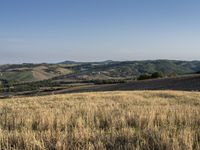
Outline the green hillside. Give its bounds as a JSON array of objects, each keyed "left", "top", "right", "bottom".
[
  {"left": 0, "top": 63, "right": 73, "bottom": 83},
  {"left": 1, "top": 60, "right": 200, "bottom": 84},
  {"left": 57, "top": 60, "right": 200, "bottom": 81}
]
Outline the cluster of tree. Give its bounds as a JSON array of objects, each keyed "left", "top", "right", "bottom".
[
  {"left": 0, "top": 79, "right": 58, "bottom": 93},
  {"left": 137, "top": 72, "right": 163, "bottom": 80},
  {"left": 196, "top": 71, "right": 200, "bottom": 74},
  {"left": 93, "top": 79, "right": 126, "bottom": 84}
]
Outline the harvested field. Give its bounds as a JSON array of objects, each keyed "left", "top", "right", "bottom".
[{"left": 0, "top": 91, "right": 199, "bottom": 149}]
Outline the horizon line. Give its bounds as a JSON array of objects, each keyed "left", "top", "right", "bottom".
[{"left": 1, "top": 59, "right": 200, "bottom": 65}]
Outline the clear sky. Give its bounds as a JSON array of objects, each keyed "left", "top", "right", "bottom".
[{"left": 1, "top": 0, "right": 200, "bottom": 64}]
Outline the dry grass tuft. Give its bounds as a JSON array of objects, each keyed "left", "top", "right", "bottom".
[{"left": 0, "top": 91, "right": 199, "bottom": 150}]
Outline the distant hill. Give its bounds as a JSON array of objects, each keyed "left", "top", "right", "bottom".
[
  {"left": 1, "top": 60, "right": 200, "bottom": 83},
  {"left": 60, "top": 60, "right": 116, "bottom": 65},
  {"left": 0, "top": 63, "right": 73, "bottom": 83},
  {"left": 59, "top": 60, "right": 81, "bottom": 64},
  {"left": 56, "top": 60, "right": 200, "bottom": 81}
]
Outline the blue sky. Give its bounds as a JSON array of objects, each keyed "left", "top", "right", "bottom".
[{"left": 1, "top": 0, "right": 200, "bottom": 64}]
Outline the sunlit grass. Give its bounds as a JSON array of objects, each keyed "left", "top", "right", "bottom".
[{"left": 0, "top": 91, "right": 199, "bottom": 149}]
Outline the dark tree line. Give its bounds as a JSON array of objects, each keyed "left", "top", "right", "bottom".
[{"left": 137, "top": 72, "right": 163, "bottom": 80}]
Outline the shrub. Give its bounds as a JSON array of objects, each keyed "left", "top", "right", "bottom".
[
  {"left": 151, "top": 72, "right": 163, "bottom": 79},
  {"left": 137, "top": 74, "right": 151, "bottom": 80}
]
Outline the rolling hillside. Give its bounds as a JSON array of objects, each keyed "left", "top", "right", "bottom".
[
  {"left": 58, "top": 60, "right": 200, "bottom": 81},
  {"left": 1, "top": 60, "right": 200, "bottom": 83},
  {"left": 1, "top": 60, "right": 200, "bottom": 98},
  {"left": 0, "top": 63, "right": 73, "bottom": 83}
]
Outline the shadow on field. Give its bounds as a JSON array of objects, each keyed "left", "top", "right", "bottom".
[{"left": 53, "top": 74, "right": 200, "bottom": 94}]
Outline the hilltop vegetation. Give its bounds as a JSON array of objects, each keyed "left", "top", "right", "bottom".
[{"left": 0, "top": 91, "right": 199, "bottom": 149}]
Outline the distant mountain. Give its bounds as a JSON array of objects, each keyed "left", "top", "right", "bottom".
[
  {"left": 60, "top": 60, "right": 116, "bottom": 65},
  {"left": 59, "top": 60, "right": 80, "bottom": 64}
]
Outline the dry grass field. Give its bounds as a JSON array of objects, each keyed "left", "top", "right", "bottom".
[{"left": 0, "top": 91, "right": 199, "bottom": 150}]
